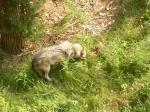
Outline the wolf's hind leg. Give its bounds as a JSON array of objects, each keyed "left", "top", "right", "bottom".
[
  {"left": 45, "top": 72, "right": 53, "bottom": 82},
  {"left": 44, "top": 66, "right": 53, "bottom": 82}
]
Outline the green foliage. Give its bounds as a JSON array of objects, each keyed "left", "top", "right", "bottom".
[
  {"left": 0, "top": 0, "right": 45, "bottom": 39},
  {"left": 1, "top": 0, "right": 150, "bottom": 111},
  {"left": 101, "top": 0, "right": 150, "bottom": 111},
  {"left": 120, "top": 72, "right": 150, "bottom": 112},
  {"left": 100, "top": 32, "right": 150, "bottom": 89},
  {"left": 0, "top": 51, "right": 6, "bottom": 61},
  {"left": 0, "top": 40, "right": 108, "bottom": 111},
  {"left": 64, "top": 0, "right": 87, "bottom": 24},
  {"left": 0, "top": 95, "right": 9, "bottom": 112},
  {"left": 15, "top": 64, "right": 37, "bottom": 91},
  {"left": 98, "top": 0, "right": 150, "bottom": 91}
]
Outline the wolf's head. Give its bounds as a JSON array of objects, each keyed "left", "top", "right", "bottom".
[{"left": 73, "top": 43, "right": 86, "bottom": 59}]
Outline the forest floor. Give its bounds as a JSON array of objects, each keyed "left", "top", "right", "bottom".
[
  {"left": 0, "top": 0, "right": 150, "bottom": 112},
  {"left": 23, "top": 0, "right": 117, "bottom": 54}
]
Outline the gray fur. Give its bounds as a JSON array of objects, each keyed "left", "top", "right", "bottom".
[{"left": 32, "top": 41, "right": 86, "bottom": 81}]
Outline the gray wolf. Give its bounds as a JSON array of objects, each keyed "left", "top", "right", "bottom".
[{"left": 32, "top": 41, "right": 86, "bottom": 81}]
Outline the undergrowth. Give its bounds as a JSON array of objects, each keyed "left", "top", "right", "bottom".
[{"left": 0, "top": 0, "right": 150, "bottom": 112}]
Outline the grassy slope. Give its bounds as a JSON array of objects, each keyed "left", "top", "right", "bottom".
[{"left": 0, "top": 0, "right": 150, "bottom": 112}]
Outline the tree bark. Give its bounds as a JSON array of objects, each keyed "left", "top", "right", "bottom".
[
  {"left": 0, "top": 1, "right": 25, "bottom": 55},
  {"left": 1, "top": 32, "right": 24, "bottom": 54}
]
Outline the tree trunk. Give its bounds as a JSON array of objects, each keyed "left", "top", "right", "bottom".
[
  {"left": 0, "top": 1, "right": 25, "bottom": 55},
  {"left": 1, "top": 32, "right": 24, "bottom": 54}
]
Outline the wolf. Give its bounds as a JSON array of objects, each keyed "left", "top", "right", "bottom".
[{"left": 32, "top": 41, "right": 86, "bottom": 81}]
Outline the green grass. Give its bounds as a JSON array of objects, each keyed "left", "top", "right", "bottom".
[
  {"left": 0, "top": 0, "right": 150, "bottom": 111},
  {"left": 0, "top": 38, "right": 109, "bottom": 111}
]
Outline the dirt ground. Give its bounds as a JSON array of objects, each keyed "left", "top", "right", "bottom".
[{"left": 23, "top": 0, "right": 117, "bottom": 54}]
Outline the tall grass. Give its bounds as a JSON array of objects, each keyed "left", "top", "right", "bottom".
[{"left": 0, "top": 0, "right": 150, "bottom": 111}]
